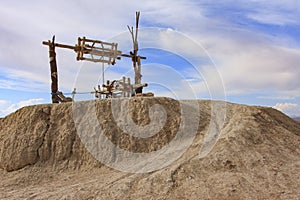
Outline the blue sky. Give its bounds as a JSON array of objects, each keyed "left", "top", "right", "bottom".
[{"left": 1, "top": 0, "right": 300, "bottom": 117}]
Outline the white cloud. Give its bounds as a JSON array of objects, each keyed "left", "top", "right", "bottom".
[
  {"left": 247, "top": 12, "right": 297, "bottom": 26},
  {"left": 0, "top": 100, "right": 7, "bottom": 105},
  {"left": 208, "top": 0, "right": 300, "bottom": 26},
  {"left": 0, "top": 0, "right": 205, "bottom": 93},
  {"left": 199, "top": 32, "right": 300, "bottom": 97},
  {"left": 246, "top": 0, "right": 300, "bottom": 25},
  {"left": 0, "top": 0, "right": 299, "bottom": 106},
  {"left": 0, "top": 98, "right": 45, "bottom": 118},
  {"left": 0, "top": 100, "right": 9, "bottom": 116},
  {"left": 273, "top": 103, "right": 300, "bottom": 117},
  {"left": 257, "top": 96, "right": 295, "bottom": 100}
]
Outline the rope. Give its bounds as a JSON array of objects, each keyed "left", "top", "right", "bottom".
[{"left": 102, "top": 61, "right": 105, "bottom": 86}]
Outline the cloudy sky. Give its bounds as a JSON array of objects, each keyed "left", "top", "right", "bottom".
[{"left": 0, "top": 0, "right": 300, "bottom": 117}]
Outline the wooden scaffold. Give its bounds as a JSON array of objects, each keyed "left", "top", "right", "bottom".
[{"left": 43, "top": 11, "right": 153, "bottom": 103}]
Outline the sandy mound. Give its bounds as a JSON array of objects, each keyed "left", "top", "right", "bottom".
[{"left": 0, "top": 97, "right": 300, "bottom": 199}]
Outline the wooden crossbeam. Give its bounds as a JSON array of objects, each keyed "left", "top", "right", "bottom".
[
  {"left": 42, "top": 41, "right": 78, "bottom": 51},
  {"left": 43, "top": 37, "right": 122, "bottom": 65}
]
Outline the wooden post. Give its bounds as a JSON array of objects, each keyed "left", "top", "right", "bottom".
[
  {"left": 127, "top": 11, "right": 144, "bottom": 95},
  {"left": 127, "top": 77, "right": 131, "bottom": 97},
  {"left": 122, "top": 76, "right": 126, "bottom": 97},
  {"left": 48, "top": 35, "right": 59, "bottom": 103},
  {"left": 128, "top": 11, "right": 142, "bottom": 85},
  {"left": 134, "top": 12, "right": 140, "bottom": 85}
]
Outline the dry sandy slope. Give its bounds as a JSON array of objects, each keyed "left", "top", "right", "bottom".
[{"left": 0, "top": 97, "right": 300, "bottom": 199}]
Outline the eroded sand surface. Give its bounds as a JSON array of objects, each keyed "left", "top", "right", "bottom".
[{"left": 1, "top": 98, "right": 300, "bottom": 199}]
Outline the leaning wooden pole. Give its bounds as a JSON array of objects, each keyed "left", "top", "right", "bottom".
[{"left": 48, "top": 35, "right": 59, "bottom": 103}]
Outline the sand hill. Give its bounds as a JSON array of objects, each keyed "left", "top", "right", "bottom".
[{"left": 0, "top": 97, "right": 300, "bottom": 199}]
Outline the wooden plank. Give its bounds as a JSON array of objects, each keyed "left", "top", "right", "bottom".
[
  {"left": 89, "top": 50, "right": 120, "bottom": 58},
  {"left": 81, "top": 38, "right": 115, "bottom": 46},
  {"left": 81, "top": 57, "right": 112, "bottom": 64},
  {"left": 85, "top": 44, "right": 122, "bottom": 54}
]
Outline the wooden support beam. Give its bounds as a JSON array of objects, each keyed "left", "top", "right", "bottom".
[
  {"left": 80, "top": 37, "right": 114, "bottom": 46},
  {"left": 127, "top": 11, "right": 146, "bottom": 86},
  {"left": 43, "top": 41, "right": 79, "bottom": 51},
  {"left": 121, "top": 54, "right": 146, "bottom": 60},
  {"left": 48, "top": 36, "right": 59, "bottom": 103},
  {"left": 43, "top": 37, "right": 122, "bottom": 65}
]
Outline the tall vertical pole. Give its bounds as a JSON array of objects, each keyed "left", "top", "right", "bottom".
[
  {"left": 128, "top": 11, "right": 143, "bottom": 94},
  {"left": 49, "top": 35, "right": 59, "bottom": 103},
  {"left": 134, "top": 11, "right": 141, "bottom": 85},
  {"left": 128, "top": 12, "right": 142, "bottom": 85}
]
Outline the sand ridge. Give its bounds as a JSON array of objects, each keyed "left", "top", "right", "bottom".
[{"left": 0, "top": 97, "right": 300, "bottom": 199}]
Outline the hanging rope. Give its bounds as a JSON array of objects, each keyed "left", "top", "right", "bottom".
[{"left": 102, "top": 61, "right": 105, "bottom": 86}]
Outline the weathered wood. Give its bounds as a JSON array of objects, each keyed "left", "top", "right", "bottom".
[
  {"left": 43, "top": 37, "right": 122, "bottom": 65},
  {"left": 43, "top": 11, "right": 151, "bottom": 100},
  {"left": 127, "top": 11, "right": 144, "bottom": 89},
  {"left": 57, "top": 91, "right": 72, "bottom": 102},
  {"left": 48, "top": 36, "right": 59, "bottom": 103},
  {"left": 77, "top": 37, "right": 81, "bottom": 61},
  {"left": 43, "top": 41, "right": 122, "bottom": 55},
  {"left": 122, "top": 77, "right": 126, "bottom": 97},
  {"left": 136, "top": 56, "right": 142, "bottom": 86},
  {"left": 81, "top": 57, "right": 113, "bottom": 64},
  {"left": 121, "top": 54, "right": 146, "bottom": 60},
  {"left": 127, "top": 77, "right": 131, "bottom": 97},
  {"left": 93, "top": 76, "right": 148, "bottom": 99},
  {"left": 43, "top": 41, "right": 79, "bottom": 51},
  {"left": 80, "top": 37, "right": 114, "bottom": 46}
]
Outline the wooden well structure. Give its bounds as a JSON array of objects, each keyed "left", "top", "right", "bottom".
[{"left": 43, "top": 11, "right": 152, "bottom": 103}]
